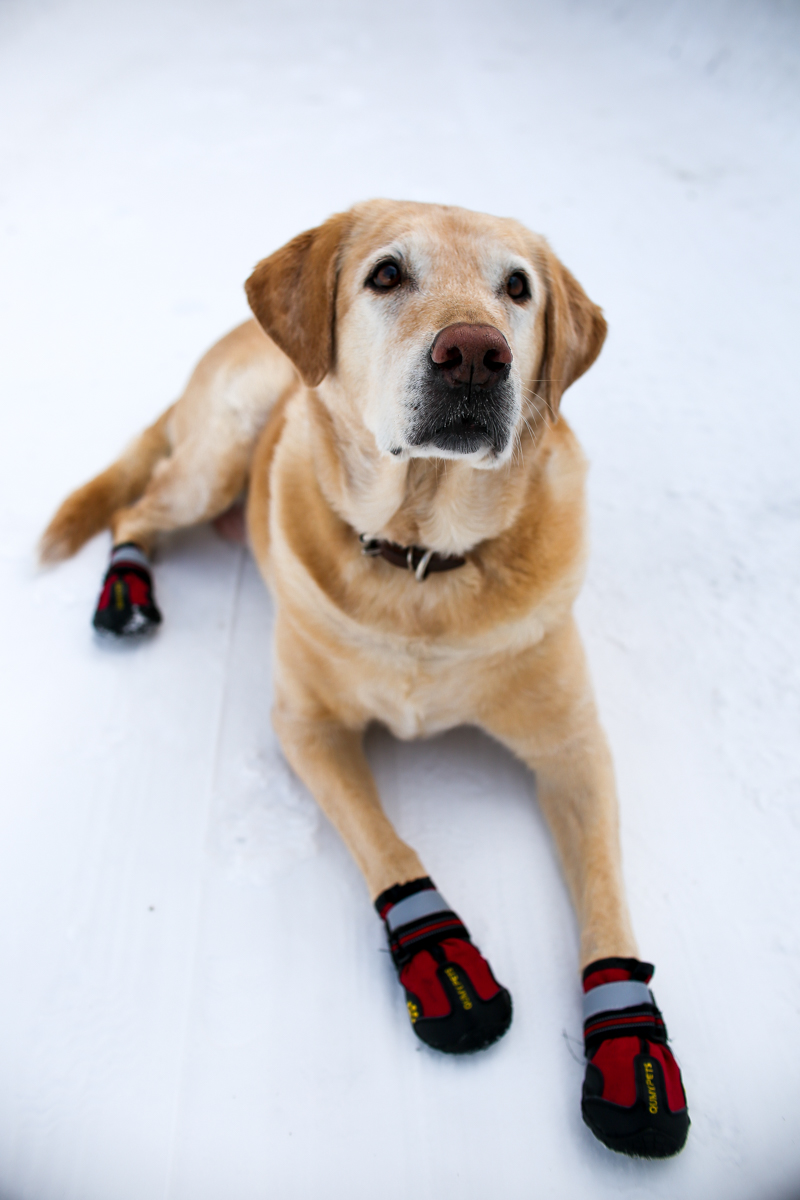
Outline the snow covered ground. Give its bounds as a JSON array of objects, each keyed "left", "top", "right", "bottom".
[{"left": 1, "top": 1, "right": 799, "bottom": 1197}]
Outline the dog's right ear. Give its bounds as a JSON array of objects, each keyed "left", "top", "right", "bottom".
[{"left": 245, "top": 211, "right": 353, "bottom": 387}]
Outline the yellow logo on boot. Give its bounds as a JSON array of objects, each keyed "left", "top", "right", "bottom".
[
  {"left": 444, "top": 967, "right": 473, "bottom": 1011},
  {"left": 643, "top": 1061, "right": 658, "bottom": 1114}
]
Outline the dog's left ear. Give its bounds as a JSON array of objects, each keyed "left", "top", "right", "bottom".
[
  {"left": 537, "top": 246, "right": 607, "bottom": 420},
  {"left": 245, "top": 210, "right": 353, "bottom": 387}
]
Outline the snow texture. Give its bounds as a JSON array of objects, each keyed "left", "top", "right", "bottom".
[{"left": 1, "top": 1, "right": 799, "bottom": 1197}]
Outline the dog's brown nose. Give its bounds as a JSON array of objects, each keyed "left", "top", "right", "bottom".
[{"left": 430, "top": 323, "right": 513, "bottom": 388}]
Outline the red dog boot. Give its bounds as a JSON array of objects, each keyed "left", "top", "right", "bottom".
[
  {"left": 376, "top": 877, "right": 512, "bottom": 1054},
  {"left": 93, "top": 543, "right": 162, "bottom": 638},
  {"left": 581, "top": 957, "right": 690, "bottom": 1158}
]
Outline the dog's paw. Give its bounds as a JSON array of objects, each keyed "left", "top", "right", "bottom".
[
  {"left": 93, "top": 547, "right": 162, "bottom": 639},
  {"left": 401, "top": 938, "right": 512, "bottom": 1054},
  {"left": 582, "top": 1038, "right": 689, "bottom": 1157},
  {"left": 376, "top": 876, "right": 512, "bottom": 1055},
  {"left": 580, "top": 958, "right": 689, "bottom": 1158}
]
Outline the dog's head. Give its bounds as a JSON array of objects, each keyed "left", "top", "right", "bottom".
[{"left": 246, "top": 200, "right": 606, "bottom": 468}]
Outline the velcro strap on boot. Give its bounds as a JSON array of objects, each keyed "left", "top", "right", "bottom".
[
  {"left": 376, "top": 879, "right": 470, "bottom": 969},
  {"left": 109, "top": 543, "right": 151, "bottom": 570},
  {"left": 583, "top": 979, "right": 667, "bottom": 1054}
]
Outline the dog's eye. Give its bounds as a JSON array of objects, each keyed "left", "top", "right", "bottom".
[
  {"left": 506, "top": 272, "right": 530, "bottom": 301},
  {"left": 368, "top": 260, "right": 403, "bottom": 291}
]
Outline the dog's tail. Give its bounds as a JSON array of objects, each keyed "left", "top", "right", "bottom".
[{"left": 39, "top": 406, "right": 174, "bottom": 564}]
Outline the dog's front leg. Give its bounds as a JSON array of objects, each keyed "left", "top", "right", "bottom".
[
  {"left": 272, "top": 700, "right": 513, "bottom": 1054},
  {"left": 272, "top": 708, "right": 425, "bottom": 898},
  {"left": 481, "top": 616, "right": 636, "bottom": 966},
  {"left": 482, "top": 616, "right": 690, "bottom": 1156}
]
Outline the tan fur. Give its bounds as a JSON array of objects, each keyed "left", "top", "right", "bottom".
[
  {"left": 40, "top": 407, "right": 174, "bottom": 563},
  {"left": 43, "top": 201, "right": 637, "bottom": 969},
  {"left": 41, "top": 319, "right": 297, "bottom": 560}
]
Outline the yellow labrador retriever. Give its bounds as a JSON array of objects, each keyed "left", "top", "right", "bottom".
[{"left": 42, "top": 200, "right": 689, "bottom": 1157}]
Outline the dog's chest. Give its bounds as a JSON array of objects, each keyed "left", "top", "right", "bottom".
[{"left": 351, "top": 648, "right": 481, "bottom": 740}]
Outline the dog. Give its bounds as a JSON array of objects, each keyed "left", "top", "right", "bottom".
[{"left": 41, "top": 200, "right": 689, "bottom": 1157}]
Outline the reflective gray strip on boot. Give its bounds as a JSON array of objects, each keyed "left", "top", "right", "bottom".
[
  {"left": 110, "top": 544, "right": 150, "bottom": 569},
  {"left": 582, "top": 980, "right": 655, "bottom": 1021},
  {"left": 385, "top": 889, "right": 451, "bottom": 932}
]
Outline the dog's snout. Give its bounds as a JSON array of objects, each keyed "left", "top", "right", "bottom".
[
  {"left": 414, "top": 322, "right": 518, "bottom": 457},
  {"left": 430, "top": 324, "right": 512, "bottom": 389}
]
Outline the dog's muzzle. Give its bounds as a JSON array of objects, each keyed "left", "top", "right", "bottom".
[{"left": 406, "top": 323, "right": 517, "bottom": 457}]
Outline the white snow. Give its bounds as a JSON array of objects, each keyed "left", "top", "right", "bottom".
[{"left": 1, "top": 1, "right": 799, "bottom": 1197}]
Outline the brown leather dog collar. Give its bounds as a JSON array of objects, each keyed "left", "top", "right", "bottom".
[{"left": 359, "top": 534, "right": 466, "bottom": 582}]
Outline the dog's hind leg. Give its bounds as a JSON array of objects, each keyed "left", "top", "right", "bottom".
[
  {"left": 92, "top": 432, "right": 253, "bottom": 637},
  {"left": 55, "top": 320, "right": 298, "bottom": 638},
  {"left": 109, "top": 438, "right": 250, "bottom": 553},
  {"left": 106, "top": 322, "right": 296, "bottom": 556},
  {"left": 39, "top": 406, "right": 175, "bottom": 565},
  {"left": 90, "top": 431, "right": 257, "bottom": 638}
]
